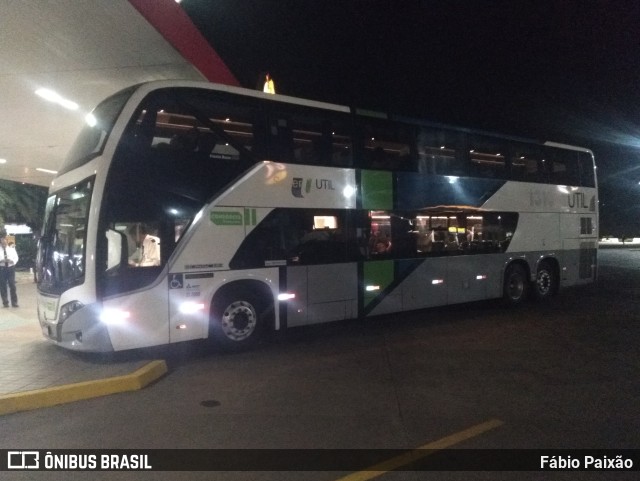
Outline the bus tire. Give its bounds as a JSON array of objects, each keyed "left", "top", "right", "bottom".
[
  {"left": 210, "top": 290, "right": 269, "bottom": 350},
  {"left": 533, "top": 260, "right": 558, "bottom": 301},
  {"left": 503, "top": 263, "right": 528, "bottom": 305}
]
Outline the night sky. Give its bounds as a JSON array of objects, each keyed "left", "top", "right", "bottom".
[{"left": 182, "top": 0, "right": 640, "bottom": 235}]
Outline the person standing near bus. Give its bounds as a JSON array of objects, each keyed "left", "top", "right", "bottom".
[{"left": 0, "top": 234, "right": 19, "bottom": 307}]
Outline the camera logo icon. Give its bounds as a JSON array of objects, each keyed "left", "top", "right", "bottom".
[{"left": 7, "top": 451, "right": 39, "bottom": 469}]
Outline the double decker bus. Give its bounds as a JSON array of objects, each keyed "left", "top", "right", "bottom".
[{"left": 36, "top": 81, "right": 598, "bottom": 352}]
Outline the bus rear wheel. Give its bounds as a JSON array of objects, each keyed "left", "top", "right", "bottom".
[
  {"left": 210, "top": 291, "right": 268, "bottom": 350},
  {"left": 503, "top": 263, "right": 528, "bottom": 305},
  {"left": 533, "top": 260, "right": 558, "bottom": 300}
]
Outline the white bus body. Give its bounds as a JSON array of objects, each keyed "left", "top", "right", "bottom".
[{"left": 36, "top": 81, "right": 598, "bottom": 352}]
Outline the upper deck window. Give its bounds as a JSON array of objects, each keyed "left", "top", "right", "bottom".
[
  {"left": 358, "top": 118, "right": 415, "bottom": 171},
  {"left": 417, "top": 128, "right": 466, "bottom": 176},
  {"left": 269, "top": 103, "right": 353, "bottom": 167},
  {"left": 544, "top": 146, "right": 581, "bottom": 186},
  {"left": 467, "top": 135, "right": 507, "bottom": 179},
  {"left": 59, "top": 86, "right": 137, "bottom": 175}
]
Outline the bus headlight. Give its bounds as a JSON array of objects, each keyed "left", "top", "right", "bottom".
[{"left": 59, "top": 300, "right": 84, "bottom": 323}]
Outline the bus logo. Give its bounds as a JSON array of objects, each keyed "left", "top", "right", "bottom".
[
  {"left": 292, "top": 178, "right": 304, "bottom": 198},
  {"left": 292, "top": 178, "right": 323, "bottom": 198},
  {"left": 210, "top": 211, "right": 243, "bottom": 226},
  {"left": 568, "top": 192, "right": 596, "bottom": 211}
]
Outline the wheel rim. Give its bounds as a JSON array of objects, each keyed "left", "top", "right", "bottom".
[
  {"left": 221, "top": 301, "right": 257, "bottom": 341},
  {"left": 507, "top": 272, "right": 524, "bottom": 301},
  {"left": 536, "top": 270, "right": 552, "bottom": 296}
]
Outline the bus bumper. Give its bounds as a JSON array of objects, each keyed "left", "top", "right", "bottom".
[{"left": 39, "top": 303, "right": 115, "bottom": 352}]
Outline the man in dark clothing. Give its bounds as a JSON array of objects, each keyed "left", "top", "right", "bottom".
[{"left": 0, "top": 235, "right": 19, "bottom": 308}]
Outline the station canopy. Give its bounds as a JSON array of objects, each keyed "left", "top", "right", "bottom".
[{"left": 0, "top": 0, "right": 238, "bottom": 187}]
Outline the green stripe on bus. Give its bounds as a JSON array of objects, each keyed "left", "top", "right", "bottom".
[
  {"left": 243, "top": 208, "right": 257, "bottom": 226},
  {"left": 361, "top": 170, "right": 393, "bottom": 210},
  {"left": 363, "top": 260, "right": 394, "bottom": 308}
]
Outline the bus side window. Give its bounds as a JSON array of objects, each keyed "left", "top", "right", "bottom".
[
  {"left": 348, "top": 210, "right": 370, "bottom": 261},
  {"left": 358, "top": 118, "right": 416, "bottom": 171},
  {"left": 269, "top": 116, "right": 295, "bottom": 162},
  {"left": 544, "top": 146, "right": 580, "bottom": 186},
  {"left": 467, "top": 135, "right": 507, "bottom": 179},
  {"left": 481, "top": 212, "right": 518, "bottom": 252},
  {"left": 417, "top": 128, "right": 466, "bottom": 176},
  {"left": 578, "top": 151, "right": 596, "bottom": 187},
  {"left": 510, "top": 143, "right": 545, "bottom": 183},
  {"left": 369, "top": 211, "right": 392, "bottom": 257},
  {"left": 369, "top": 211, "right": 421, "bottom": 259},
  {"left": 295, "top": 211, "right": 348, "bottom": 264},
  {"left": 230, "top": 209, "right": 353, "bottom": 268},
  {"left": 390, "top": 214, "right": 419, "bottom": 258},
  {"left": 230, "top": 210, "right": 294, "bottom": 269},
  {"left": 332, "top": 130, "right": 353, "bottom": 167},
  {"left": 269, "top": 106, "right": 353, "bottom": 167}
]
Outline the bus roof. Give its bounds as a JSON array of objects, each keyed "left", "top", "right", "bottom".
[{"left": 132, "top": 80, "right": 351, "bottom": 114}]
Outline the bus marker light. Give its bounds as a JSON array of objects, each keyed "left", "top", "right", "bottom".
[
  {"left": 366, "top": 285, "right": 380, "bottom": 292},
  {"left": 342, "top": 185, "right": 356, "bottom": 198},
  {"left": 179, "top": 302, "right": 205, "bottom": 314},
  {"left": 85, "top": 113, "right": 97, "bottom": 126},
  {"left": 432, "top": 279, "right": 444, "bottom": 285},
  {"left": 476, "top": 275, "right": 487, "bottom": 280},
  {"left": 278, "top": 293, "right": 296, "bottom": 301},
  {"left": 100, "top": 309, "right": 130, "bottom": 325}
]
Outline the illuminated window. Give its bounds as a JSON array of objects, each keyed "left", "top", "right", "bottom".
[{"left": 313, "top": 216, "right": 337, "bottom": 229}]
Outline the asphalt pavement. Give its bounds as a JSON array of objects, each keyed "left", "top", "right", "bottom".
[{"left": 1, "top": 247, "right": 637, "bottom": 418}]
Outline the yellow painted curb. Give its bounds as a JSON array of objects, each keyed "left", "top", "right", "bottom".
[{"left": 0, "top": 360, "right": 168, "bottom": 416}]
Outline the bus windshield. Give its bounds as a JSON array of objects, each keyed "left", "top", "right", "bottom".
[{"left": 37, "top": 178, "right": 94, "bottom": 295}]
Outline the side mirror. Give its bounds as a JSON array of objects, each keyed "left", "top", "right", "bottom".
[{"left": 105, "top": 229, "right": 124, "bottom": 271}]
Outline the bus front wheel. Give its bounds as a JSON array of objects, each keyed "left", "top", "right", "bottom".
[
  {"left": 210, "top": 291, "right": 268, "bottom": 349},
  {"left": 503, "top": 263, "right": 528, "bottom": 305},
  {"left": 533, "top": 260, "right": 558, "bottom": 300}
]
